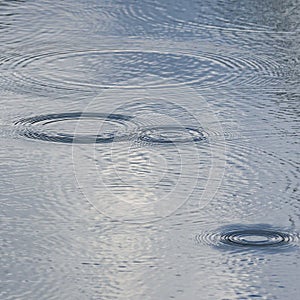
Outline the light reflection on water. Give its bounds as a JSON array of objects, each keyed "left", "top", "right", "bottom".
[{"left": 0, "top": 0, "right": 299, "bottom": 299}]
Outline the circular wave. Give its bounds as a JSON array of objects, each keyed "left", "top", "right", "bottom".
[
  {"left": 220, "top": 230, "right": 291, "bottom": 247},
  {"left": 196, "top": 224, "right": 299, "bottom": 252},
  {"left": 138, "top": 126, "right": 207, "bottom": 144},
  {"left": 15, "top": 112, "right": 136, "bottom": 144},
  {"left": 0, "top": 49, "right": 285, "bottom": 93},
  {"left": 72, "top": 89, "right": 226, "bottom": 223}
]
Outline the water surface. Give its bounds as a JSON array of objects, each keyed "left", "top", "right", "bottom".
[{"left": 1, "top": 1, "right": 299, "bottom": 299}]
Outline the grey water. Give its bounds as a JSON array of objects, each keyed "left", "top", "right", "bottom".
[{"left": 0, "top": 0, "right": 299, "bottom": 299}]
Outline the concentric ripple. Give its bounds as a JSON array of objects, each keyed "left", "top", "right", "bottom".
[
  {"left": 220, "top": 230, "right": 292, "bottom": 247},
  {"left": 196, "top": 224, "right": 299, "bottom": 253},
  {"left": 0, "top": 49, "right": 285, "bottom": 93},
  {"left": 15, "top": 112, "right": 136, "bottom": 144},
  {"left": 138, "top": 126, "right": 207, "bottom": 144},
  {"left": 72, "top": 88, "right": 226, "bottom": 223}
]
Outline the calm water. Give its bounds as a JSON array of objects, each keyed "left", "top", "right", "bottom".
[{"left": 1, "top": 1, "right": 300, "bottom": 299}]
